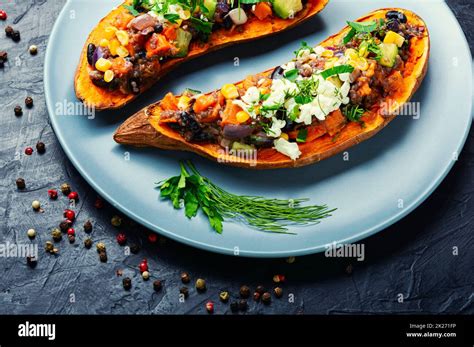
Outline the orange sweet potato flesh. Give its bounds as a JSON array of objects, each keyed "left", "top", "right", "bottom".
[
  {"left": 74, "top": 0, "right": 329, "bottom": 110},
  {"left": 114, "top": 8, "right": 430, "bottom": 170}
]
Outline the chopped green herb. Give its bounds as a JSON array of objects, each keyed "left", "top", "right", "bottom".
[
  {"left": 343, "top": 28, "right": 356, "bottom": 45},
  {"left": 123, "top": 4, "right": 141, "bottom": 16},
  {"left": 284, "top": 68, "right": 299, "bottom": 81},
  {"left": 294, "top": 41, "right": 315, "bottom": 58},
  {"left": 320, "top": 65, "right": 354, "bottom": 79},
  {"left": 342, "top": 104, "right": 366, "bottom": 122},
  {"left": 294, "top": 95, "right": 313, "bottom": 105},
  {"left": 296, "top": 128, "right": 308, "bottom": 143},
  {"left": 164, "top": 13, "right": 181, "bottom": 23},
  {"left": 347, "top": 20, "right": 378, "bottom": 33}
]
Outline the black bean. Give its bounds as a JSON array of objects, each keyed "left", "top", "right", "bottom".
[
  {"left": 87, "top": 43, "right": 96, "bottom": 66},
  {"left": 154, "top": 24, "right": 163, "bottom": 33},
  {"left": 271, "top": 66, "right": 285, "bottom": 80},
  {"left": 386, "top": 10, "right": 407, "bottom": 24}
]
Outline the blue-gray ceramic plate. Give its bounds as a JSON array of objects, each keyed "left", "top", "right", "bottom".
[{"left": 45, "top": 0, "right": 472, "bottom": 257}]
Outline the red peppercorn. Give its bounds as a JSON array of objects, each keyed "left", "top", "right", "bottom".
[
  {"left": 205, "top": 301, "right": 214, "bottom": 314},
  {"left": 63, "top": 209, "right": 75, "bottom": 221},
  {"left": 67, "top": 228, "right": 75, "bottom": 236},
  {"left": 0, "top": 10, "right": 7, "bottom": 20},
  {"left": 148, "top": 233, "right": 158, "bottom": 243},
  {"left": 25, "top": 147, "right": 33, "bottom": 155},
  {"left": 116, "top": 233, "right": 127, "bottom": 245},
  {"left": 94, "top": 197, "right": 103, "bottom": 209},
  {"left": 48, "top": 189, "right": 58, "bottom": 200},
  {"left": 68, "top": 191, "right": 79, "bottom": 201},
  {"left": 139, "top": 261, "right": 148, "bottom": 273}
]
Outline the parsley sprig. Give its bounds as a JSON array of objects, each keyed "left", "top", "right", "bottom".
[{"left": 157, "top": 161, "right": 336, "bottom": 233}]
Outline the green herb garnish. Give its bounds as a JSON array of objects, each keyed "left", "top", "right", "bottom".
[
  {"left": 164, "top": 13, "right": 181, "bottom": 23},
  {"left": 284, "top": 68, "right": 299, "bottom": 81},
  {"left": 347, "top": 20, "right": 378, "bottom": 33},
  {"left": 296, "top": 128, "right": 308, "bottom": 143},
  {"left": 123, "top": 4, "right": 141, "bottom": 16},
  {"left": 342, "top": 104, "right": 365, "bottom": 122},
  {"left": 320, "top": 65, "right": 354, "bottom": 79},
  {"left": 157, "top": 162, "right": 336, "bottom": 233},
  {"left": 294, "top": 41, "right": 315, "bottom": 58}
]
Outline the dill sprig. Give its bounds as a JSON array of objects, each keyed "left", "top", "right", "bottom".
[{"left": 157, "top": 161, "right": 336, "bottom": 234}]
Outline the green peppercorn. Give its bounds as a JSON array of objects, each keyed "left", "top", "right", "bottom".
[
  {"left": 238, "top": 299, "right": 248, "bottom": 311},
  {"left": 255, "top": 285, "right": 265, "bottom": 295},
  {"left": 195, "top": 278, "right": 206, "bottom": 292},
  {"left": 99, "top": 251, "right": 107, "bottom": 262},
  {"left": 230, "top": 301, "right": 239, "bottom": 313},
  {"left": 153, "top": 280, "right": 162, "bottom": 292},
  {"left": 239, "top": 285, "right": 250, "bottom": 298},
  {"left": 25, "top": 96, "right": 34, "bottom": 108},
  {"left": 60, "top": 183, "right": 71, "bottom": 195},
  {"left": 122, "top": 277, "right": 132, "bottom": 290},
  {"left": 35, "top": 141, "right": 45, "bottom": 154},
  {"left": 111, "top": 215, "right": 122, "bottom": 227},
  {"left": 14, "top": 105, "right": 23, "bottom": 116},
  {"left": 273, "top": 287, "right": 283, "bottom": 298},
  {"left": 262, "top": 292, "right": 271, "bottom": 305},
  {"left": 130, "top": 243, "right": 140, "bottom": 254},
  {"left": 44, "top": 241, "right": 54, "bottom": 253},
  {"left": 180, "top": 272, "right": 190, "bottom": 284},
  {"left": 179, "top": 287, "right": 189, "bottom": 298},
  {"left": 96, "top": 242, "right": 106, "bottom": 253},
  {"left": 84, "top": 238, "right": 93, "bottom": 249},
  {"left": 83, "top": 220, "right": 93, "bottom": 233},
  {"left": 16, "top": 178, "right": 25, "bottom": 189},
  {"left": 219, "top": 291, "right": 230, "bottom": 303},
  {"left": 51, "top": 228, "right": 62, "bottom": 242}
]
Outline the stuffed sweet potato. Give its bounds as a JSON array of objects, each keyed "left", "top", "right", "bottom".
[
  {"left": 75, "top": 0, "right": 329, "bottom": 110},
  {"left": 114, "top": 8, "right": 430, "bottom": 169}
]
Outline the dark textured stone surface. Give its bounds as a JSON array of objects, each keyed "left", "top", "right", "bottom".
[{"left": 0, "top": 1, "right": 472, "bottom": 315}]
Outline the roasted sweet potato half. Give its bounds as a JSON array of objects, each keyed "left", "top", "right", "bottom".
[
  {"left": 74, "top": 0, "right": 329, "bottom": 110},
  {"left": 114, "top": 8, "right": 430, "bottom": 169}
]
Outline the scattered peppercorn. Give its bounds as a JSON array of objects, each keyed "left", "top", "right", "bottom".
[
  {"left": 142, "top": 271, "right": 150, "bottom": 280},
  {"left": 130, "top": 243, "right": 140, "bottom": 254},
  {"left": 99, "top": 251, "right": 107, "bottom": 262},
  {"left": 14, "top": 105, "right": 22, "bottom": 116},
  {"left": 26, "top": 255, "right": 37, "bottom": 268},
  {"left": 116, "top": 233, "right": 127, "bottom": 245},
  {"left": 253, "top": 292, "right": 261, "bottom": 301},
  {"left": 219, "top": 291, "right": 230, "bottom": 303},
  {"left": 44, "top": 241, "right": 55, "bottom": 254},
  {"left": 68, "top": 191, "right": 79, "bottom": 201},
  {"left": 29, "top": 45, "right": 38, "bottom": 55},
  {"left": 36, "top": 142, "right": 45, "bottom": 154},
  {"left": 25, "top": 96, "right": 34, "bottom": 108},
  {"left": 0, "top": 50, "right": 7, "bottom": 61},
  {"left": 122, "top": 277, "right": 132, "bottom": 290},
  {"left": 255, "top": 285, "right": 265, "bottom": 295},
  {"left": 83, "top": 220, "right": 93, "bottom": 233},
  {"left": 139, "top": 260, "right": 148, "bottom": 273},
  {"left": 238, "top": 299, "right": 248, "bottom": 311},
  {"left": 286, "top": 256, "right": 296, "bottom": 264},
  {"left": 273, "top": 274, "right": 286, "bottom": 283},
  {"left": 67, "top": 228, "right": 75, "bottom": 236},
  {"left": 179, "top": 287, "right": 189, "bottom": 298},
  {"left": 51, "top": 228, "right": 62, "bottom": 242},
  {"left": 205, "top": 301, "right": 214, "bottom": 314},
  {"left": 230, "top": 301, "right": 239, "bottom": 313},
  {"left": 262, "top": 292, "right": 272, "bottom": 305},
  {"left": 180, "top": 272, "right": 190, "bottom": 284},
  {"left": 11, "top": 30, "right": 20, "bottom": 42},
  {"left": 25, "top": 147, "right": 33, "bottom": 155},
  {"left": 94, "top": 197, "right": 103, "bottom": 209},
  {"left": 96, "top": 242, "right": 106, "bottom": 253},
  {"left": 5, "top": 26, "right": 13, "bottom": 37},
  {"left": 111, "top": 215, "right": 122, "bottom": 227},
  {"left": 273, "top": 287, "right": 283, "bottom": 298},
  {"left": 59, "top": 220, "right": 71, "bottom": 232},
  {"left": 239, "top": 285, "right": 250, "bottom": 298},
  {"left": 60, "top": 183, "right": 71, "bottom": 195},
  {"left": 16, "top": 178, "right": 26, "bottom": 189},
  {"left": 148, "top": 233, "right": 158, "bottom": 243},
  {"left": 0, "top": 10, "right": 7, "bottom": 20},
  {"left": 195, "top": 278, "right": 206, "bottom": 292},
  {"left": 84, "top": 238, "right": 93, "bottom": 249},
  {"left": 27, "top": 228, "right": 36, "bottom": 239},
  {"left": 31, "top": 200, "right": 41, "bottom": 211},
  {"left": 68, "top": 234, "right": 76, "bottom": 244},
  {"left": 0, "top": 60, "right": 3, "bottom": 68},
  {"left": 47, "top": 189, "right": 58, "bottom": 199},
  {"left": 153, "top": 280, "right": 162, "bottom": 292}
]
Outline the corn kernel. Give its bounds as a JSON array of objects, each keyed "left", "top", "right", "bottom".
[
  {"left": 178, "top": 95, "right": 191, "bottom": 110},
  {"left": 115, "top": 30, "right": 129, "bottom": 46},
  {"left": 221, "top": 84, "right": 239, "bottom": 99},
  {"left": 384, "top": 31, "right": 405, "bottom": 48},
  {"left": 109, "top": 39, "right": 121, "bottom": 56},
  {"left": 358, "top": 43, "right": 369, "bottom": 58},
  {"left": 344, "top": 48, "right": 358, "bottom": 59},
  {"left": 324, "top": 57, "right": 339, "bottom": 69},
  {"left": 355, "top": 57, "right": 369, "bottom": 71},
  {"left": 99, "top": 38, "right": 109, "bottom": 48},
  {"left": 104, "top": 69, "right": 115, "bottom": 83},
  {"left": 180, "top": 10, "right": 191, "bottom": 20},
  {"left": 95, "top": 58, "right": 112, "bottom": 72},
  {"left": 116, "top": 46, "right": 129, "bottom": 58},
  {"left": 321, "top": 50, "right": 334, "bottom": 58},
  {"left": 236, "top": 111, "right": 250, "bottom": 123},
  {"left": 104, "top": 26, "right": 118, "bottom": 40},
  {"left": 280, "top": 133, "right": 289, "bottom": 141}
]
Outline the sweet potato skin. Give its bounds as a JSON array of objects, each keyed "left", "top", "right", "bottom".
[
  {"left": 74, "top": 0, "right": 329, "bottom": 110},
  {"left": 114, "top": 8, "right": 430, "bottom": 170}
]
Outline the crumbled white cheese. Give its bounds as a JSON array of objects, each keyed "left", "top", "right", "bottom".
[
  {"left": 273, "top": 138, "right": 301, "bottom": 160},
  {"left": 241, "top": 86, "right": 260, "bottom": 104},
  {"left": 267, "top": 117, "right": 286, "bottom": 138},
  {"left": 314, "top": 45, "right": 326, "bottom": 55}
]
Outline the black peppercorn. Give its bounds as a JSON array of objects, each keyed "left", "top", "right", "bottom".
[
  {"left": 153, "top": 280, "right": 162, "bottom": 292},
  {"left": 0, "top": 60, "right": 4, "bottom": 68},
  {"left": 16, "top": 178, "right": 25, "bottom": 189},
  {"left": 36, "top": 142, "right": 45, "bottom": 154},
  {"left": 83, "top": 220, "right": 93, "bottom": 233},
  {"left": 273, "top": 287, "right": 283, "bottom": 298},
  {"left": 59, "top": 220, "right": 71, "bottom": 232},
  {"left": 0, "top": 50, "right": 7, "bottom": 62},
  {"left": 25, "top": 96, "right": 34, "bottom": 108},
  {"left": 5, "top": 26, "right": 13, "bottom": 37},
  {"left": 14, "top": 105, "right": 23, "bottom": 116},
  {"left": 11, "top": 30, "right": 20, "bottom": 42},
  {"left": 255, "top": 285, "right": 265, "bottom": 295},
  {"left": 239, "top": 285, "right": 250, "bottom": 298},
  {"left": 253, "top": 292, "right": 261, "bottom": 301},
  {"left": 84, "top": 238, "right": 93, "bottom": 249},
  {"left": 180, "top": 272, "right": 190, "bottom": 284},
  {"left": 60, "top": 183, "right": 71, "bottom": 195},
  {"left": 262, "top": 292, "right": 271, "bottom": 305},
  {"left": 99, "top": 251, "right": 107, "bottom": 262},
  {"left": 238, "top": 299, "right": 248, "bottom": 311},
  {"left": 68, "top": 234, "right": 75, "bottom": 244},
  {"left": 179, "top": 287, "right": 189, "bottom": 298},
  {"left": 130, "top": 243, "right": 140, "bottom": 254},
  {"left": 123, "top": 277, "right": 132, "bottom": 290},
  {"left": 26, "top": 256, "right": 37, "bottom": 268}
]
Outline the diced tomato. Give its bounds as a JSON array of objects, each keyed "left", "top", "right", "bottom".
[
  {"left": 145, "top": 33, "right": 175, "bottom": 58},
  {"left": 160, "top": 92, "right": 179, "bottom": 111},
  {"left": 252, "top": 2, "right": 273, "bottom": 21},
  {"left": 163, "top": 25, "right": 177, "bottom": 41},
  {"left": 193, "top": 94, "right": 217, "bottom": 113},
  {"left": 221, "top": 101, "right": 242, "bottom": 126}
]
